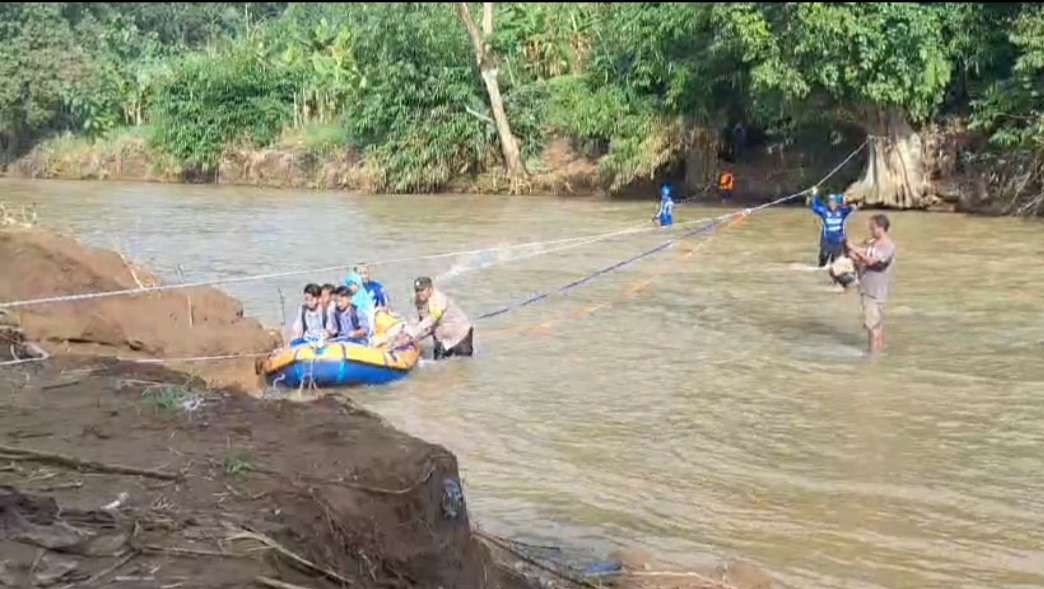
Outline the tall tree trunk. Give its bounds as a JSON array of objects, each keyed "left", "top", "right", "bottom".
[
  {"left": 456, "top": 2, "right": 527, "bottom": 179},
  {"left": 845, "top": 109, "right": 936, "bottom": 209},
  {"left": 682, "top": 126, "right": 718, "bottom": 194}
]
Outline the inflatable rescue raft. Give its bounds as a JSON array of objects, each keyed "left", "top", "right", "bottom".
[{"left": 261, "top": 310, "right": 419, "bottom": 388}]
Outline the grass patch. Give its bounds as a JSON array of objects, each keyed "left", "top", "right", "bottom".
[
  {"left": 14, "top": 126, "right": 182, "bottom": 181},
  {"left": 223, "top": 450, "right": 255, "bottom": 477},
  {"left": 276, "top": 122, "right": 352, "bottom": 158},
  {"left": 141, "top": 384, "right": 204, "bottom": 413}
]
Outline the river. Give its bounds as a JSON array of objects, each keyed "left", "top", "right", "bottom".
[{"left": 3, "top": 178, "right": 1043, "bottom": 588}]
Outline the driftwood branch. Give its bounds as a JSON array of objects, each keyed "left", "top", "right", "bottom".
[
  {"left": 255, "top": 576, "right": 317, "bottom": 589},
  {"left": 141, "top": 545, "right": 252, "bottom": 559},
  {"left": 0, "top": 445, "right": 181, "bottom": 481},
  {"left": 475, "top": 531, "right": 601, "bottom": 589},
  {"left": 77, "top": 551, "right": 139, "bottom": 587},
  {"left": 228, "top": 530, "right": 354, "bottom": 586}
]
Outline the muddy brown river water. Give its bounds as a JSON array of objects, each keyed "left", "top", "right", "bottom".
[{"left": 3, "top": 178, "right": 1044, "bottom": 588}]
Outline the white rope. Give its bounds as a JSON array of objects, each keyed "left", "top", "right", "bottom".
[
  {"left": 0, "top": 224, "right": 676, "bottom": 310},
  {"left": 114, "top": 352, "right": 270, "bottom": 364},
  {"left": 0, "top": 342, "right": 50, "bottom": 367},
  {"left": 729, "top": 137, "right": 870, "bottom": 217},
  {"left": 0, "top": 141, "right": 866, "bottom": 311}
]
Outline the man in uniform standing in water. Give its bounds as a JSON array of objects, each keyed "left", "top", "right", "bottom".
[
  {"left": 410, "top": 277, "right": 474, "bottom": 359},
  {"left": 847, "top": 214, "right": 896, "bottom": 354}
]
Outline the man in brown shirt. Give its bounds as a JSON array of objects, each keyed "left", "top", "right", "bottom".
[
  {"left": 847, "top": 214, "right": 896, "bottom": 354},
  {"left": 410, "top": 277, "right": 474, "bottom": 360}
]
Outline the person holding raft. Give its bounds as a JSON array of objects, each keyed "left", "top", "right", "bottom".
[
  {"left": 652, "top": 183, "right": 675, "bottom": 227},
  {"left": 409, "top": 276, "right": 474, "bottom": 359},
  {"left": 809, "top": 186, "right": 857, "bottom": 267}
]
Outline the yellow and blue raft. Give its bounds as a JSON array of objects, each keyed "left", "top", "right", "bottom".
[{"left": 261, "top": 311, "right": 419, "bottom": 388}]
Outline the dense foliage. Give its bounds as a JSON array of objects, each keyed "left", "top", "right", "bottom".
[{"left": 1, "top": 2, "right": 1041, "bottom": 201}]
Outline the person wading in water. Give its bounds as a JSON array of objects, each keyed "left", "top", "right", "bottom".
[
  {"left": 652, "top": 183, "right": 675, "bottom": 227},
  {"left": 847, "top": 214, "right": 896, "bottom": 354},
  {"left": 809, "top": 186, "right": 857, "bottom": 267},
  {"left": 410, "top": 277, "right": 474, "bottom": 360}
]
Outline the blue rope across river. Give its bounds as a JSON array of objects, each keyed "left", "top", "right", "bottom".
[{"left": 477, "top": 219, "right": 724, "bottom": 321}]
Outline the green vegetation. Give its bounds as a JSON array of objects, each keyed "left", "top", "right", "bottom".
[
  {"left": 223, "top": 449, "right": 255, "bottom": 477},
  {"left": 141, "top": 383, "right": 204, "bottom": 413},
  {"left": 1, "top": 3, "right": 1042, "bottom": 211}
]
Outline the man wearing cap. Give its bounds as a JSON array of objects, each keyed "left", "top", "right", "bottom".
[
  {"left": 410, "top": 277, "right": 474, "bottom": 359},
  {"left": 810, "top": 186, "right": 857, "bottom": 267}
]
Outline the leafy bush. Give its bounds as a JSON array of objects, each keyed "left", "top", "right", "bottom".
[{"left": 147, "top": 48, "right": 298, "bottom": 172}]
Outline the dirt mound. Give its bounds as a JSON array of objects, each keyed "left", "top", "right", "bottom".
[
  {"left": 217, "top": 145, "right": 378, "bottom": 192},
  {"left": 0, "top": 228, "right": 280, "bottom": 390},
  {"left": 532, "top": 138, "right": 600, "bottom": 195},
  {"left": 0, "top": 357, "right": 529, "bottom": 588}
]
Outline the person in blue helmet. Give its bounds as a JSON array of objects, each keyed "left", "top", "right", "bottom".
[
  {"left": 653, "top": 183, "right": 675, "bottom": 227},
  {"left": 810, "top": 186, "right": 857, "bottom": 267}
]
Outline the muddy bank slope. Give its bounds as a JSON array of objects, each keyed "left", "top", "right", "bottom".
[
  {"left": 0, "top": 227, "right": 281, "bottom": 391},
  {"left": 0, "top": 227, "right": 531, "bottom": 588},
  {"left": 0, "top": 357, "right": 529, "bottom": 589},
  {"left": 0, "top": 228, "right": 775, "bottom": 589}
]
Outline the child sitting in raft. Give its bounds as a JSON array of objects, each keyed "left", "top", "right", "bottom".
[
  {"left": 342, "top": 272, "right": 376, "bottom": 338},
  {"left": 289, "top": 283, "right": 327, "bottom": 346},
  {"left": 319, "top": 283, "right": 336, "bottom": 316},
  {"left": 327, "top": 285, "right": 369, "bottom": 343}
]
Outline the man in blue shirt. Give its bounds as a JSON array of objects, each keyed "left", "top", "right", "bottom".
[
  {"left": 354, "top": 264, "right": 389, "bottom": 310},
  {"left": 810, "top": 186, "right": 857, "bottom": 267},
  {"left": 653, "top": 183, "right": 675, "bottom": 227}
]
